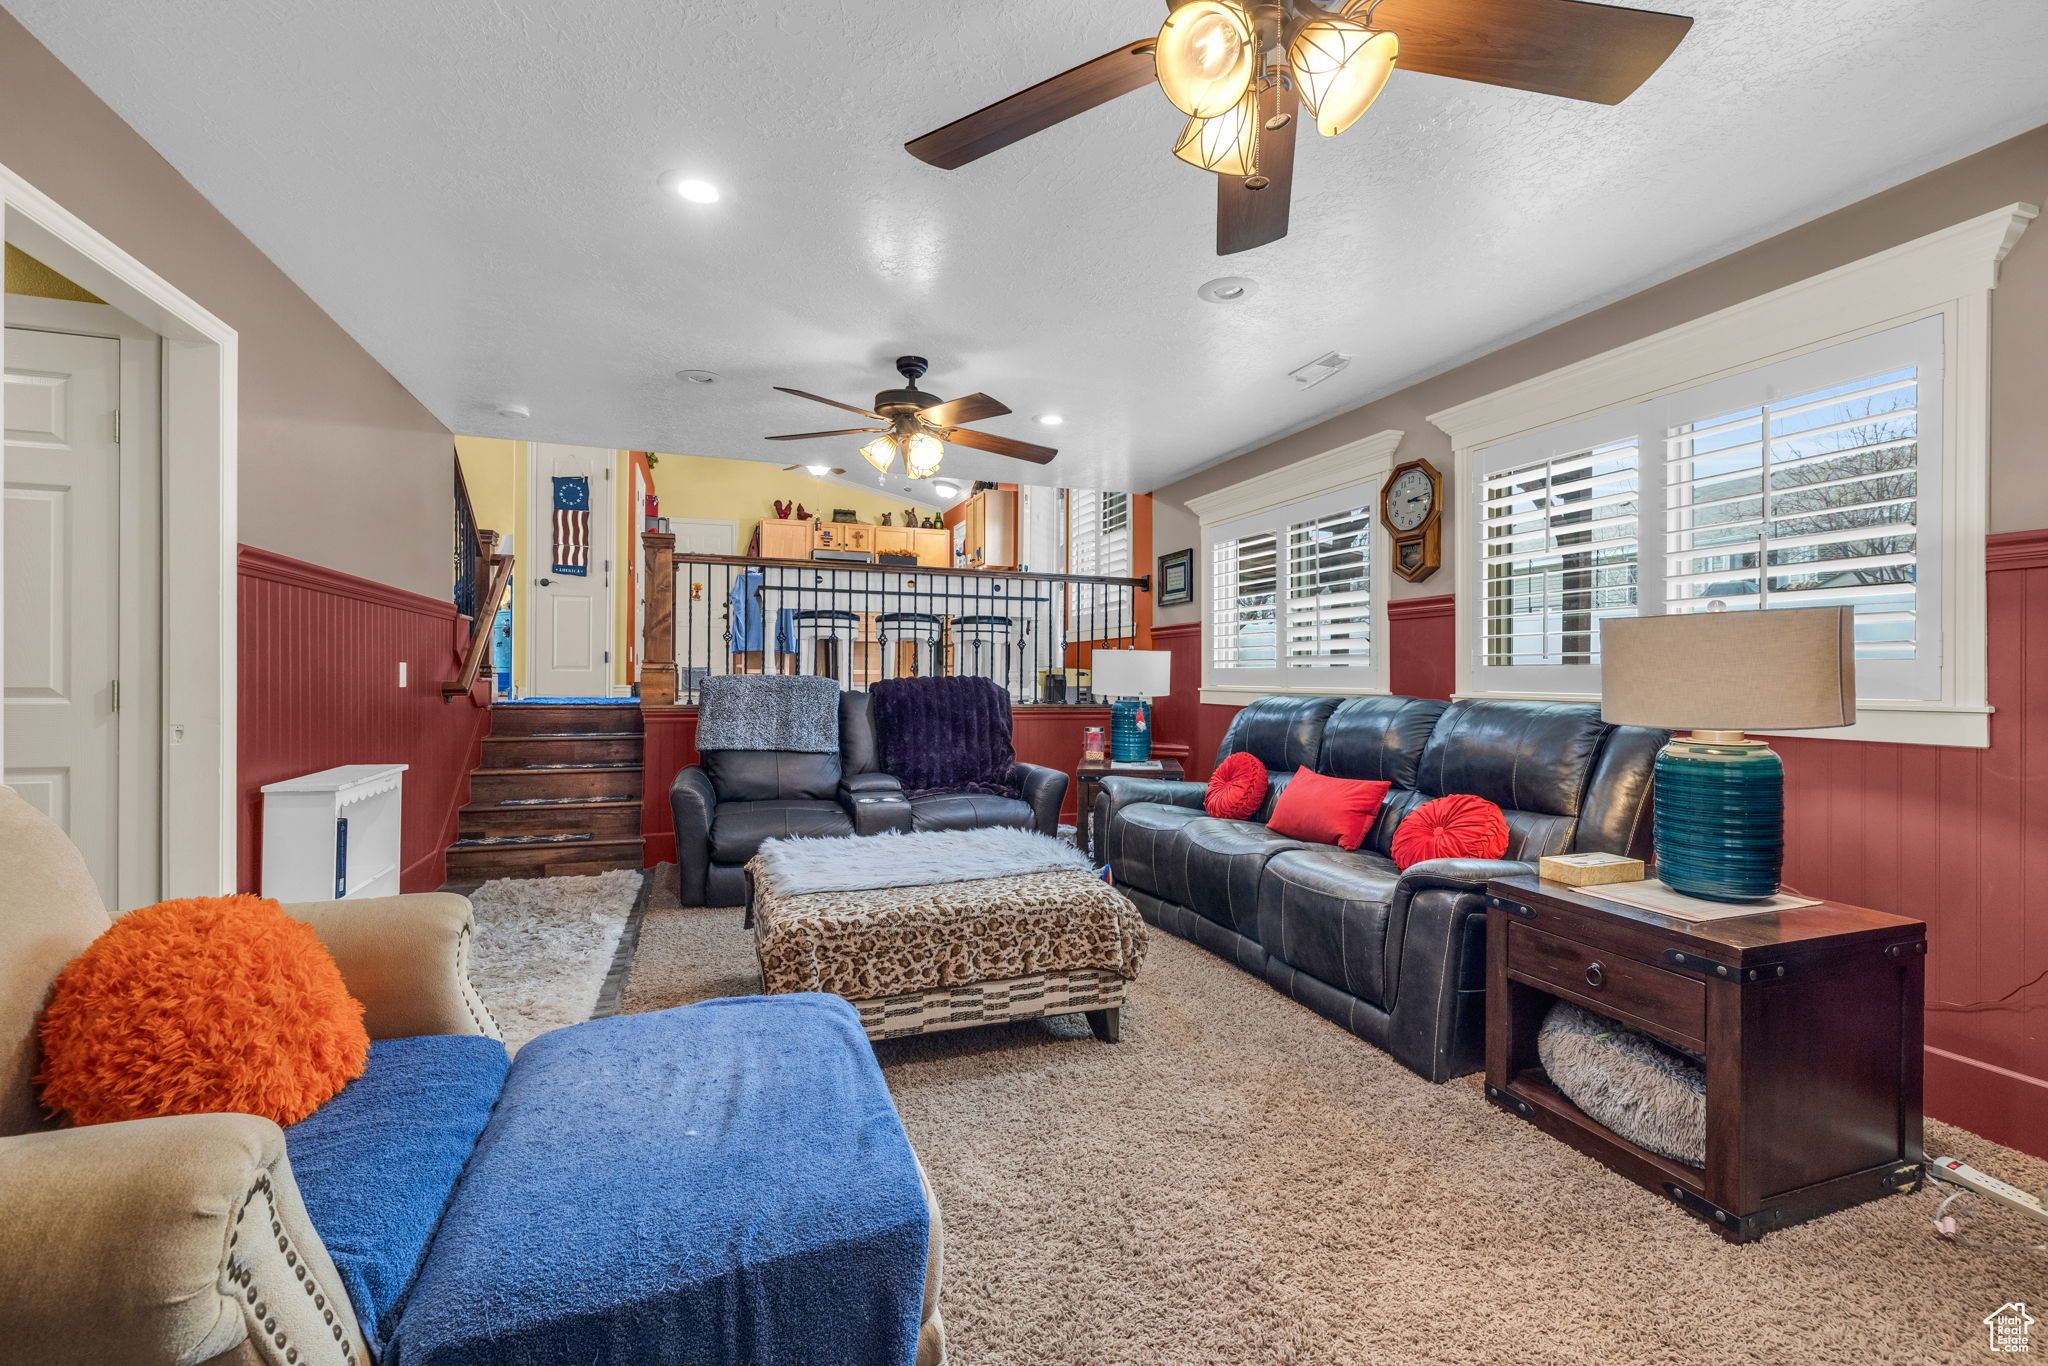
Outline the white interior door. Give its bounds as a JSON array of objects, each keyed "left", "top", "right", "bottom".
[
  {"left": 526, "top": 443, "right": 613, "bottom": 697},
  {"left": 5, "top": 325, "right": 122, "bottom": 901}
]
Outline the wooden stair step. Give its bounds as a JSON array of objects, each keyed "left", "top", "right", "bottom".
[
  {"left": 444, "top": 836, "right": 644, "bottom": 881},
  {"left": 489, "top": 704, "right": 643, "bottom": 737},
  {"left": 459, "top": 798, "right": 642, "bottom": 839},
  {"left": 482, "top": 734, "right": 642, "bottom": 767},
  {"left": 468, "top": 766, "right": 643, "bottom": 802}
]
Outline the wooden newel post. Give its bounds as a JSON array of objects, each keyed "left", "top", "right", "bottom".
[{"left": 641, "top": 530, "right": 678, "bottom": 706}]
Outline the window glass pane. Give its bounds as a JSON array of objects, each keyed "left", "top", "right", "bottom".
[
  {"left": 1481, "top": 442, "right": 1639, "bottom": 667},
  {"left": 1286, "top": 505, "right": 1371, "bottom": 668},
  {"left": 1665, "top": 368, "right": 1918, "bottom": 661}
]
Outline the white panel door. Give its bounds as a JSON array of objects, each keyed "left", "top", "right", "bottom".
[
  {"left": 5, "top": 327, "right": 121, "bottom": 901},
  {"left": 527, "top": 443, "right": 613, "bottom": 697}
]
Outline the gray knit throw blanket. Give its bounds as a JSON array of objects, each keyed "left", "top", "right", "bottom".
[{"left": 695, "top": 675, "right": 840, "bottom": 753}]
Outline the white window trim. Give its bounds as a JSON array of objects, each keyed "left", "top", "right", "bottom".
[
  {"left": 1429, "top": 203, "right": 2037, "bottom": 749},
  {"left": 1189, "top": 428, "right": 1402, "bottom": 705}
]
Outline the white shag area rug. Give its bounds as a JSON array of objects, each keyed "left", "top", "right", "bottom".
[{"left": 465, "top": 868, "right": 643, "bottom": 1050}]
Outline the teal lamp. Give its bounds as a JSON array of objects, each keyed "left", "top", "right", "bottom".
[
  {"left": 1599, "top": 606, "right": 1856, "bottom": 903},
  {"left": 1090, "top": 649, "right": 1172, "bottom": 762}
]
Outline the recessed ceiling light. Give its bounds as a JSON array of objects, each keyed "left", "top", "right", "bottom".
[
  {"left": 1197, "top": 275, "right": 1257, "bottom": 304},
  {"left": 805, "top": 464, "right": 830, "bottom": 476},
  {"left": 676, "top": 369, "right": 720, "bottom": 384},
  {"left": 1036, "top": 414, "right": 1065, "bottom": 426},
  {"left": 496, "top": 404, "right": 530, "bottom": 419},
  {"left": 657, "top": 171, "right": 721, "bottom": 204}
]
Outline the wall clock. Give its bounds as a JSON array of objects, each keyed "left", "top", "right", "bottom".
[{"left": 1380, "top": 457, "right": 1442, "bottom": 582}]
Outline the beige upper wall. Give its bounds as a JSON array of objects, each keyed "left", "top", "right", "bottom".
[
  {"left": 1150, "top": 122, "right": 2048, "bottom": 626},
  {"left": 0, "top": 7, "right": 452, "bottom": 598}
]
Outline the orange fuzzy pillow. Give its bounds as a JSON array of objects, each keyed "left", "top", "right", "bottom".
[{"left": 37, "top": 895, "right": 369, "bottom": 1127}]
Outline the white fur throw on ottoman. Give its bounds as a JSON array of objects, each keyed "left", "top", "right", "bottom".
[{"left": 1537, "top": 1000, "right": 1706, "bottom": 1167}]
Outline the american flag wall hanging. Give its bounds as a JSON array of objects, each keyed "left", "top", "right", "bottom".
[{"left": 552, "top": 476, "right": 590, "bottom": 576}]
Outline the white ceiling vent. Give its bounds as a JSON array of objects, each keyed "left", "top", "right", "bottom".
[{"left": 1289, "top": 352, "right": 1351, "bottom": 389}]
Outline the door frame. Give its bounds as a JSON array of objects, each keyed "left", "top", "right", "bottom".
[
  {"left": 5, "top": 295, "right": 163, "bottom": 906},
  {"left": 522, "top": 443, "right": 614, "bottom": 699},
  {"left": 2, "top": 161, "right": 237, "bottom": 897}
]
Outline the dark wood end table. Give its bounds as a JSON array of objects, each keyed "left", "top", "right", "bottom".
[
  {"left": 1483, "top": 874, "right": 1927, "bottom": 1242},
  {"left": 1074, "top": 756, "right": 1185, "bottom": 859}
]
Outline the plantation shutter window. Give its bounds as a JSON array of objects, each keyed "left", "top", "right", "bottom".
[
  {"left": 1067, "top": 489, "right": 1133, "bottom": 640},
  {"left": 1209, "top": 482, "right": 1383, "bottom": 689},
  {"left": 1468, "top": 315, "right": 1943, "bottom": 703}
]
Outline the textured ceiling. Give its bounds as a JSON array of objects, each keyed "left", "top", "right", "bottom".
[{"left": 11, "top": 0, "right": 2048, "bottom": 493}]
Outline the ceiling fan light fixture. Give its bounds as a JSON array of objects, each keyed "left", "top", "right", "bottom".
[
  {"left": 1155, "top": 0, "right": 1258, "bottom": 119},
  {"left": 1288, "top": 18, "right": 1397, "bottom": 138},
  {"left": 1172, "top": 83, "right": 1261, "bottom": 178},
  {"left": 902, "top": 431, "right": 946, "bottom": 480},
  {"left": 859, "top": 434, "right": 898, "bottom": 474}
]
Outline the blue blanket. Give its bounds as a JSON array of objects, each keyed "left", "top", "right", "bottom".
[
  {"left": 286, "top": 1035, "right": 510, "bottom": 1353},
  {"left": 387, "top": 995, "right": 929, "bottom": 1366}
]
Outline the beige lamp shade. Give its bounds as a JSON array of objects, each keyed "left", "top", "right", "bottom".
[
  {"left": 1090, "top": 649, "right": 1172, "bottom": 699},
  {"left": 1599, "top": 607, "right": 1857, "bottom": 732}
]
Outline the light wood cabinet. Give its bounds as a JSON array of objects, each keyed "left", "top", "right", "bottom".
[
  {"left": 813, "top": 521, "right": 873, "bottom": 553},
  {"left": 910, "top": 527, "right": 949, "bottom": 567},
  {"left": 873, "top": 526, "right": 915, "bottom": 559},
  {"left": 955, "top": 490, "right": 1016, "bottom": 570},
  {"left": 756, "top": 518, "right": 813, "bottom": 561}
]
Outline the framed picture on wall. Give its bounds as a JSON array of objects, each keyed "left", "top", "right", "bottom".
[{"left": 1158, "top": 548, "right": 1195, "bottom": 607}]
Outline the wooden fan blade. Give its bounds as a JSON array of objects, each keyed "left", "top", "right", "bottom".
[
  {"left": 773, "top": 386, "right": 885, "bottom": 420},
  {"left": 906, "top": 39, "right": 1159, "bottom": 170},
  {"left": 766, "top": 428, "right": 887, "bottom": 441},
  {"left": 1375, "top": 0, "right": 1692, "bottom": 105},
  {"left": 944, "top": 426, "right": 1058, "bottom": 465},
  {"left": 918, "top": 393, "right": 1012, "bottom": 427},
  {"left": 1217, "top": 80, "right": 1297, "bottom": 257}
]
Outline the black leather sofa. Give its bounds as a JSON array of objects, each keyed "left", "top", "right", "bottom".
[
  {"left": 1095, "top": 696, "right": 1664, "bottom": 1082},
  {"left": 671, "top": 690, "right": 1071, "bottom": 906}
]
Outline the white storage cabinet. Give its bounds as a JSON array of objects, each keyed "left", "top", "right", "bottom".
[{"left": 259, "top": 764, "right": 408, "bottom": 902}]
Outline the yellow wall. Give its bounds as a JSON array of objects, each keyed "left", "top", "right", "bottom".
[
  {"left": 644, "top": 452, "right": 945, "bottom": 553},
  {"left": 454, "top": 436, "right": 529, "bottom": 689},
  {"left": 4, "top": 243, "right": 104, "bottom": 302}
]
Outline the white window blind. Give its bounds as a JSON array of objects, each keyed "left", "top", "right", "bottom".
[
  {"left": 1286, "top": 504, "right": 1374, "bottom": 668},
  {"left": 1067, "top": 489, "right": 1133, "bottom": 641},
  {"left": 1209, "top": 482, "right": 1382, "bottom": 689},
  {"left": 1468, "top": 316, "right": 1943, "bottom": 702}
]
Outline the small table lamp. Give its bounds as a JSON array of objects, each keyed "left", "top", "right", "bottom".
[
  {"left": 1089, "top": 649, "right": 1172, "bottom": 762},
  {"left": 1599, "top": 606, "right": 1855, "bottom": 903}
]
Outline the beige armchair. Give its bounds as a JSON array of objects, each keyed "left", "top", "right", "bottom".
[{"left": 0, "top": 788, "right": 499, "bottom": 1366}]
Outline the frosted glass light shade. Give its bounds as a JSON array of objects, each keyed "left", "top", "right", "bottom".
[
  {"left": 859, "top": 435, "right": 897, "bottom": 474},
  {"left": 902, "top": 431, "right": 946, "bottom": 479},
  {"left": 1289, "top": 18, "right": 1398, "bottom": 137},
  {"left": 1173, "top": 85, "right": 1261, "bottom": 177},
  {"left": 1155, "top": 0, "right": 1258, "bottom": 119}
]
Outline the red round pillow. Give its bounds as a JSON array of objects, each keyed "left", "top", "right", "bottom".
[
  {"left": 1391, "top": 794, "right": 1511, "bottom": 871},
  {"left": 1204, "top": 750, "right": 1269, "bottom": 819},
  {"left": 37, "top": 895, "right": 369, "bottom": 1127}
]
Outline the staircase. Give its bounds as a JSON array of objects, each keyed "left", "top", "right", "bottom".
[{"left": 446, "top": 704, "right": 646, "bottom": 882}]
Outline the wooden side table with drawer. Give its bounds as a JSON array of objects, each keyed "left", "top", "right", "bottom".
[{"left": 1482, "top": 874, "right": 1927, "bottom": 1242}]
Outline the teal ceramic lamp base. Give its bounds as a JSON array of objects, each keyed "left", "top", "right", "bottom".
[
  {"left": 1109, "top": 698, "right": 1151, "bottom": 762},
  {"left": 1653, "top": 731, "right": 1784, "bottom": 903}
]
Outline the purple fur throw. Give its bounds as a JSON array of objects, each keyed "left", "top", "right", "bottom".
[{"left": 869, "top": 676, "right": 1018, "bottom": 798}]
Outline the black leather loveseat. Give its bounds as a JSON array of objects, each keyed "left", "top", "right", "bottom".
[
  {"left": 671, "top": 690, "right": 1070, "bottom": 906},
  {"left": 1095, "top": 696, "right": 1663, "bottom": 1081}
]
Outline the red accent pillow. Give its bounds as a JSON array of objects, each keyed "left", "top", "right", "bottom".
[
  {"left": 37, "top": 895, "right": 369, "bottom": 1127},
  {"left": 1391, "top": 794, "right": 1512, "bottom": 870},
  {"left": 1265, "top": 768, "right": 1393, "bottom": 851},
  {"left": 1204, "top": 751, "right": 1269, "bottom": 819}
]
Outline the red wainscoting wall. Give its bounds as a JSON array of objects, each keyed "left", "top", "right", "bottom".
[
  {"left": 638, "top": 703, "right": 1113, "bottom": 866},
  {"left": 1147, "top": 538, "right": 2048, "bottom": 1160},
  {"left": 237, "top": 547, "right": 491, "bottom": 894}
]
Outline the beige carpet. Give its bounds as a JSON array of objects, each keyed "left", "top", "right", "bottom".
[
  {"left": 622, "top": 866, "right": 2046, "bottom": 1366},
  {"left": 465, "top": 868, "right": 644, "bottom": 1050}
]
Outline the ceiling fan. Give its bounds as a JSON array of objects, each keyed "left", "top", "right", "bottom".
[
  {"left": 782, "top": 463, "right": 847, "bottom": 475},
  {"left": 906, "top": 0, "right": 1693, "bottom": 256},
  {"left": 766, "top": 355, "right": 1057, "bottom": 480}
]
